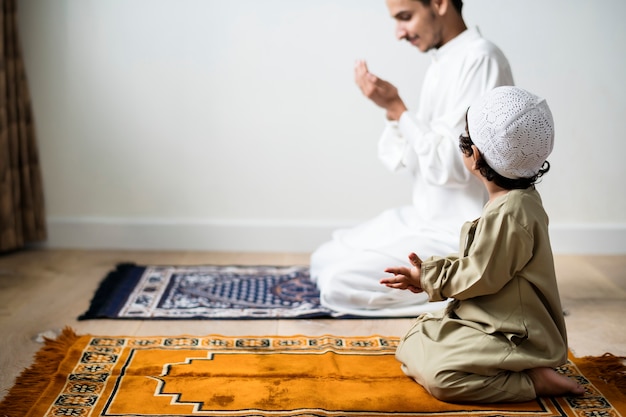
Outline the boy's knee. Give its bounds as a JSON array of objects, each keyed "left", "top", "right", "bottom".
[
  {"left": 422, "top": 370, "right": 466, "bottom": 402},
  {"left": 399, "top": 361, "right": 459, "bottom": 401},
  {"left": 401, "top": 363, "right": 469, "bottom": 403},
  {"left": 422, "top": 370, "right": 536, "bottom": 403}
]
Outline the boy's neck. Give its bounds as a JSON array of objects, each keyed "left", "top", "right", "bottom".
[{"left": 484, "top": 180, "right": 510, "bottom": 204}]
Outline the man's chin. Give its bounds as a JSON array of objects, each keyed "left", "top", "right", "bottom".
[{"left": 409, "top": 40, "right": 431, "bottom": 53}]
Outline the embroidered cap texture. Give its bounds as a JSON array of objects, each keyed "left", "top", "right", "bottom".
[{"left": 467, "top": 86, "right": 554, "bottom": 179}]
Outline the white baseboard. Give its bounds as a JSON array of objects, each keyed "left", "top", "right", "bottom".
[
  {"left": 43, "top": 217, "right": 626, "bottom": 255},
  {"left": 44, "top": 217, "right": 345, "bottom": 253},
  {"left": 548, "top": 224, "right": 626, "bottom": 255}
]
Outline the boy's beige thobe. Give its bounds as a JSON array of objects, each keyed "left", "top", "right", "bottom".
[{"left": 395, "top": 188, "right": 568, "bottom": 403}]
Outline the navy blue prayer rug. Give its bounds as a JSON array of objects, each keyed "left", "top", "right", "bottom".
[{"left": 79, "top": 263, "right": 338, "bottom": 320}]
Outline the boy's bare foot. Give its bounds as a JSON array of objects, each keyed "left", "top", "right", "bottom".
[{"left": 526, "top": 367, "right": 586, "bottom": 397}]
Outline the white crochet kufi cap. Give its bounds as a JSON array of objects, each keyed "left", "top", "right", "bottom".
[{"left": 467, "top": 86, "right": 554, "bottom": 179}]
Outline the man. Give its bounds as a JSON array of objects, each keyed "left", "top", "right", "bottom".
[{"left": 310, "top": 0, "right": 514, "bottom": 316}]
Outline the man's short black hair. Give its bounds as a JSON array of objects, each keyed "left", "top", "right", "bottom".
[{"left": 415, "top": 0, "right": 463, "bottom": 14}]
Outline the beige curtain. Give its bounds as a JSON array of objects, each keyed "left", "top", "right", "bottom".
[{"left": 0, "top": 0, "right": 46, "bottom": 252}]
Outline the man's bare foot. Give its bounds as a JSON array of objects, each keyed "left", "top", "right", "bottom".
[{"left": 526, "top": 367, "right": 586, "bottom": 397}]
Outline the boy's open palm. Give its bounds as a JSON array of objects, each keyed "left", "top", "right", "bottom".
[{"left": 381, "top": 252, "right": 424, "bottom": 293}]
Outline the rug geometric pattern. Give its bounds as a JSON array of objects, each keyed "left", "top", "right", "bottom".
[
  {"left": 4, "top": 330, "right": 624, "bottom": 417},
  {"left": 79, "top": 264, "right": 336, "bottom": 319}
]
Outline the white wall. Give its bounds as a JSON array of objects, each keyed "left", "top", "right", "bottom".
[{"left": 18, "top": 0, "right": 626, "bottom": 254}]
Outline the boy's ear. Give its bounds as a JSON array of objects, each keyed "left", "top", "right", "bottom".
[{"left": 470, "top": 145, "right": 481, "bottom": 170}]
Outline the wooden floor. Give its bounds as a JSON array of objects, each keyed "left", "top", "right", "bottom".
[{"left": 1, "top": 249, "right": 625, "bottom": 401}]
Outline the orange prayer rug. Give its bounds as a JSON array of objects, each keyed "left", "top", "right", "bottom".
[{"left": 1, "top": 329, "right": 624, "bottom": 417}]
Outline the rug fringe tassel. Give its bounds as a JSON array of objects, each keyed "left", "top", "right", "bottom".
[
  {"left": 78, "top": 262, "right": 136, "bottom": 320},
  {"left": 580, "top": 353, "right": 626, "bottom": 395},
  {"left": 0, "top": 327, "right": 79, "bottom": 417}
]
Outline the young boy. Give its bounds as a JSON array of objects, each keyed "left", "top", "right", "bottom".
[{"left": 380, "top": 86, "right": 585, "bottom": 403}]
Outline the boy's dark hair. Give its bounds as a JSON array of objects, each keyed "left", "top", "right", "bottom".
[
  {"left": 459, "top": 134, "right": 550, "bottom": 190},
  {"left": 414, "top": 0, "right": 463, "bottom": 14}
]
